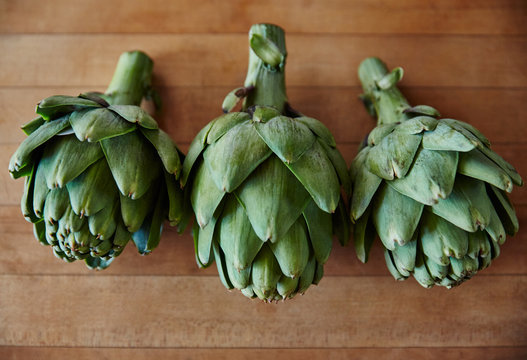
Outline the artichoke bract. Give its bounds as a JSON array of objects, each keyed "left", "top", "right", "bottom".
[
  {"left": 9, "top": 51, "right": 186, "bottom": 270},
  {"left": 182, "top": 24, "right": 351, "bottom": 301},
  {"left": 351, "top": 57, "right": 523, "bottom": 288}
]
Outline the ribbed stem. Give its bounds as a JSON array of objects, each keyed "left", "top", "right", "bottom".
[
  {"left": 242, "top": 24, "right": 288, "bottom": 113},
  {"left": 105, "top": 51, "right": 153, "bottom": 106},
  {"left": 358, "top": 57, "right": 411, "bottom": 125}
]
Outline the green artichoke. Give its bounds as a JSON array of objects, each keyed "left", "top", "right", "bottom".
[
  {"left": 351, "top": 57, "right": 523, "bottom": 288},
  {"left": 9, "top": 51, "right": 187, "bottom": 269},
  {"left": 182, "top": 24, "right": 351, "bottom": 301}
]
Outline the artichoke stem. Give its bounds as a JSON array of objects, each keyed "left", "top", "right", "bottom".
[
  {"left": 243, "top": 24, "right": 288, "bottom": 114},
  {"left": 358, "top": 57, "right": 411, "bottom": 125},
  {"left": 105, "top": 51, "right": 154, "bottom": 106}
]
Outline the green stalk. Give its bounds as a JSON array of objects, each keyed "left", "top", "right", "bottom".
[
  {"left": 358, "top": 57, "right": 411, "bottom": 125},
  {"left": 105, "top": 51, "right": 154, "bottom": 106},
  {"left": 242, "top": 24, "right": 288, "bottom": 113}
]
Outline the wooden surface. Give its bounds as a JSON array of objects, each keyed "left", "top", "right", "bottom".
[{"left": 1, "top": 1, "right": 526, "bottom": 359}]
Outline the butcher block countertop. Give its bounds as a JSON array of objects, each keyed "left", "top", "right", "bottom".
[{"left": 1, "top": 1, "right": 526, "bottom": 359}]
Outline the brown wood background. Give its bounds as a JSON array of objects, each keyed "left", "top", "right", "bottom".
[{"left": 1, "top": 0, "right": 526, "bottom": 359}]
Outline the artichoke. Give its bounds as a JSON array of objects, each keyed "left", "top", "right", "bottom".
[
  {"left": 182, "top": 24, "right": 351, "bottom": 301},
  {"left": 350, "top": 57, "right": 523, "bottom": 288},
  {"left": 9, "top": 51, "right": 187, "bottom": 269}
]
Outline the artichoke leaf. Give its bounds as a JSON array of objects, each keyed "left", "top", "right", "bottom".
[
  {"left": 367, "top": 123, "right": 397, "bottom": 145},
  {"left": 373, "top": 183, "right": 423, "bottom": 250},
  {"left": 225, "top": 255, "right": 252, "bottom": 289},
  {"left": 318, "top": 139, "right": 352, "bottom": 195},
  {"left": 251, "top": 244, "right": 282, "bottom": 299},
  {"left": 384, "top": 249, "right": 407, "bottom": 281},
  {"left": 296, "top": 116, "right": 336, "bottom": 147},
  {"left": 412, "top": 249, "right": 435, "bottom": 288},
  {"left": 422, "top": 121, "right": 475, "bottom": 152},
  {"left": 101, "top": 131, "right": 161, "bottom": 199},
  {"left": 43, "top": 187, "right": 70, "bottom": 223},
  {"left": 477, "top": 144, "right": 523, "bottom": 187},
  {"left": 350, "top": 162, "right": 382, "bottom": 220},
  {"left": 485, "top": 205, "right": 506, "bottom": 245},
  {"left": 297, "top": 254, "right": 316, "bottom": 294},
  {"left": 425, "top": 255, "right": 449, "bottom": 281},
  {"left": 108, "top": 105, "right": 158, "bottom": 129},
  {"left": 458, "top": 149, "right": 513, "bottom": 192},
  {"left": 36, "top": 95, "right": 101, "bottom": 120},
  {"left": 140, "top": 128, "right": 181, "bottom": 175},
  {"left": 431, "top": 175, "right": 492, "bottom": 232},
  {"left": 206, "top": 112, "right": 251, "bottom": 144},
  {"left": 389, "top": 148, "right": 458, "bottom": 206},
  {"left": 33, "top": 220, "right": 47, "bottom": 245},
  {"left": 441, "top": 118, "right": 490, "bottom": 147},
  {"left": 66, "top": 158, "right": 116, "bottom": 217},
  {"left": 119, "top": 181, "right": 157, "bottom": 233},
  {"left": 391, "top": 235, "right": 417, "bottom": 273},
  {"left": 131, "top": 188, "right": 166, "bottom": 254},
  {"left": 113, "top": 221, "right": 131, "bottom": 248},
  {"left": 164, "top": 171, "right": 186, "bottom": 227},
  {"left": 62, "top": 206, "right": 85, "bottom": 233},
  {"left": 236, "top": 156, "right": 310, "bottom": 242},
  {"left": 21, "top": 117, "right": 46, "bottom": 136},
  {"left": 190, "top": 161, "right": 225, "bottom": 228},
  {"left": 277, "top": 275, "right": 299, "bottom": 299},
  {"left": 85, "top": 256, "right": 114, "bottom": 270},
  {"left": 192, "top": 222, "right": 209, "bottom": 268},
  {"left": 88, "top": 199, "right": 118, "bottom": 241},
  {"left": 204, "top": 121, "right": 272, "bottom": 192},
  {"left": 287, "top": 140, "right": 340, "bottom": 213},
  {"left": 333, "top": 199, "right": 352, "bottom": 246},
  {"left": 252, "top": 106, "right": 281, "bottom": 124},
  {"left": 467, "top": 231, "right": 490, "bottom": 259},
  {"left": 303, "top": 200, "right": 332, "bottom": 265},
  {"left": 197, "top": 200, "right": 224, "bottom": 267},
  {"left": 180, "top": 120, "right": 215, "bottom": 187},
  {"left": 254, "top": 115, "right": 315, "bottom": 164},
  {"left": 32, "top": 164, "right": 49, "bottom": 217},
  {"left": 213, "top": 238, "right": 234, "bottom": 289},
  {"left": 21, "top": 163, "right": 39, "bottom": 223},
  {"left": 219, "top": 196, "right": 263, "bottom": 271},
  {"left": 269, "top": 219, "right": 310, "bottom": 279},
  {"left": 396, "top": 116, "right": 438, "bottom": 135},
  {"left": 488, "top": 185, "right": 519, "bottom": 235},
  {"left": 312, "top": 262, "right": 324, "bottom": 285},
  {"left": 366, "top": 130, "right": 421, "bottom": 180},
  {"left": 70, "top": 108, "right": 136, "bottom": 142},
  {"left": 420, "top": 211, "right": 468, "bottom": 265},
  {"left": 40, "top": 135, "right": 104, "bottom": 189},
  {"left": 9, "top": 115, "right": 70, "bottom": 176},
  {"left": 240, "top": 285, "right": 256, "bottom": 299},
  {"left": 403, "top": 105, "right": 441, "bottom": 118},
  {"left": 353, "top": 206, "right": 375, "bottom": 263}
]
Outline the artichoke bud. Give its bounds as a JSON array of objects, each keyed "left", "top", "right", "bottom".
[
  {"left": 183, "top": 24, "right": 351, "bottom": 302},
  {"left": 9, "top": 51, "right": 187, "bottom": 270},
  {"left": 351, "top": 57, "right": 523, "bottom": 288}
]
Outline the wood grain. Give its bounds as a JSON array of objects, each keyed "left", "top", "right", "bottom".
[
  {"left": 1, "top": 0, "right": 526, "bottom": 35},
  {"left": 1, "top": 346, "right": 526, "bottom": 360},
  {"left": 1, "top": 1, "right": 526, "bottom": 357},
  {"left": 1, "top": 275, "right": 526, "bottom": 348},
  {"left": 1, "top": 35, "right": 526, "bottom": 87},
  {"left": 1, "top": 87, "right": 527, "bottom": 145},
  {"left": 0, "top": 204, "right": 526, "bottom": 277}
]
